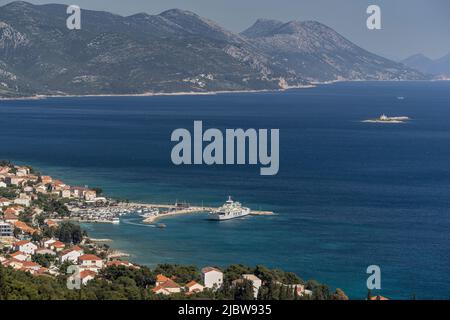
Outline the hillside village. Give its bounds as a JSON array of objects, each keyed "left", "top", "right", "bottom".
[{"left": 0, "top": 161, "right": 342, "bottom": 300}]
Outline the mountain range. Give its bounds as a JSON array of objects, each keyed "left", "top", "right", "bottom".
[
  {"left": 401, "top": 53, "right": 450, "bottom": 79},
  {"left": 0, "top": 1, "right": 425, "bottom": 98}
]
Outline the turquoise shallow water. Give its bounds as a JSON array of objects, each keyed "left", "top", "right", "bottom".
[{"left": 1, "top": 81, "right": 450, "bottom": 299}]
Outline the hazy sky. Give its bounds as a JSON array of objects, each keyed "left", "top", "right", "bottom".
[{"left": 1, "top": 0, "right": 449, "bottom": 60}]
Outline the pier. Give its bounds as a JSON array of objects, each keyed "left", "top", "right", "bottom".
[{"left": 137, "top": 203, "right": 274, "bottom": 224}]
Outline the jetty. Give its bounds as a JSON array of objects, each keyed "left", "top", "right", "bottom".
[{"left": 140, "top": 203, "right": 274, "bottom": 224}]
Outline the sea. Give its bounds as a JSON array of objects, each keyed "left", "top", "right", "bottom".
[{"left": 1, "top": 81, "right": 449, "bottom": 299}]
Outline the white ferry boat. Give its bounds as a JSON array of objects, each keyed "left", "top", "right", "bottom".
[{"left": 209, "top": 196, "right": 250, "bottom": 221}]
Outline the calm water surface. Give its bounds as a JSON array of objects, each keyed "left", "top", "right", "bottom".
[{"left": 1, "top": 82, "right": 449, "bottom": 299}]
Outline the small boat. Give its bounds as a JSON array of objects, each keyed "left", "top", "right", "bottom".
[
  {"left": 111, "top": 218, "right": 120, "bottom": 224},
  {"left": 156, "top": 223, "right": 167, "bottom": 229}
]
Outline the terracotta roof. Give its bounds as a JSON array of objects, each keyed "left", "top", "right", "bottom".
[
  {"left": 79, "top": 254, "right": 102, "bottom": 261},
  {"left": 60, "top": 246, "right": 82, "bottom": 256},
  {"left": 11, "top": 251, "right": 27, "bottom": 257},
  {"left": 201, "top": 266, "right": 221, "bottom": 274},
  {"left": 107, "top": 260, "right": 131, "bottom": 267},
  {"left": 22, "top": 261, "right": 40, "bottom": 268},
  {"left": 156, "top": 274, "right": 170, "bottom": 283},
  {"left": 2, "top": 213, "right": 17, "bottom": 220},
  {"left": 186, "top": 280, "right": 201, "bottom": 288},
  {"left": 4, "top": 208, "right": 17, "bottom": 215},
  {"left": 51, "top": 241, "right": 65, "bottom": 248},
  {"left": 14, "top": 221, "right": 38, "bottom": 234},
  {"left": 80, "top": 270, "right": 97, "bottom": 279},
  {"left": 152, "top": 279, "right": 181, "bottom": 293},
  {"left": 13, "top": 240, "right": 31, "bottom": 246}
]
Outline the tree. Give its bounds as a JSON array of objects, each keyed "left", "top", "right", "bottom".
[
  {"left": 234, "top": 280, "right": 255, "bottom": 300},
  {"left": 154, "top": 264, "right": 200, "bottom": 284},
  {"left": 56, "top": 221, "right": 83, "bottom": 244},
  {"left": 331, "top": 288, "right": 349, "bottom": 300}
]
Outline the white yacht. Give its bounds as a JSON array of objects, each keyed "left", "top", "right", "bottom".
[
  {"left": 140, "top": 208, "right": 159, "bottom": 218},
  {"left": 111, "top": 217, "right": 120, "bottom": 224},
  {"left": 209, "top": 196, "right": 251, "bottom": 221}
]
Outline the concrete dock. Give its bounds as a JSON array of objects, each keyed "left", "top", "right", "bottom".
[{"left": 137, "top": 203, "right": 274, "bottom": 224}]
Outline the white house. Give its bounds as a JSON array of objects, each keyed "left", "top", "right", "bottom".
[
  {"left": 0, "top": 181, "right": 7, "bottom": 188},
  {"left": 10, "top": 251, "right": 30, "bottom": 262},
  {"left": 44, "top": 239, "right": 56, "bottom": 248},
  {"left": 0, "top": 197, "right": 11, "bottom": 207},
  {"left": 15, "top": 166, "right": 30, "bottom": 176},
  {"left": 13, "top": 240, "right": 37, "bottom": 255},
  {"left": 152, "top": 279, "right": 182, "bottom": 295},
  {"left": 79, "top": 270, "right": 97, "bottom": 285},
  {"left": 14, "top": 194, "right": 32, "bottom": 207},
  {"left": 186, "top": 280, "right": 205, "bottom": 293},
  {"left": 78, "top": 254, "right": 103, "bottom": 270},
  {"left": 242, "top": 274, "right": 262, "bottom": 299},
  {"left": 201, "top": 267, "right": 223, "bottom": 290},
  {"left": 60, "top": 246, "right": 84, "bottom": 263}
]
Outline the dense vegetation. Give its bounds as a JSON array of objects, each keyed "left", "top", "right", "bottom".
[
  {"left": 0, "top": 263, "right": 346, "bottom": 300},
  {"left": 33, "top": 194, "right": 70, "bottom": 217}
]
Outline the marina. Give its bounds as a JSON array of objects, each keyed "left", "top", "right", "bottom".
[{"left": 66, "top": 199, "right": 274, "bottom": 225}]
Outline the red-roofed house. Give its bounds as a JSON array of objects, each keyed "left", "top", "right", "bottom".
[
  {"left": 21, "top": 261, "right": 41, "bottom": 273},
  {"left": 156, "top": 274, "right": 171, "bottom": 286},
  {"left": 78, "top": 254, "right": 103, "bottom": 270},
  {"left": 152, "top": 279, "right": 182, "bottom": 295},
  {"left": 10, "top": 251, "right": 30, "bottom": 262},
  {"left": 80, "top": 270, "right": 97, "bottom": 285},
  {"left": 14, "top": 221, "right": 38, "bottom": 235},
  {"left": 13, "top": 240, "right": 37, "bottom": 255},
  {"left": 185, "top": 280, "right": 205, "bottom": 293},
  {"left": 3, "top": 212, "right": 18, "bottom": 224},
  {"left": 50, "top": 241, "right": 66, "bottom": 252},
  {"left": 2, "top": 258, "right": 24, "bottom": 270},
  {"left": 40, "top": 176, "right": 53, "bottom": 184},
  {"left": 60, "top": 246, "right": 84, "bottom": 263}
]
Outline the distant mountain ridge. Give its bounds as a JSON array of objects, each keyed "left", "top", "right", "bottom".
[
  {"left": 0, "top": 1, "right": 425, "bottom": 98},
  {"left": 402, "top": 53, "right": 450, "bottom": 78}
]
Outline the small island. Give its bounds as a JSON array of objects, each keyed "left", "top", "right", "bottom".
[{"left": 363, "top": 114, "right": 410, "bottom": 124}]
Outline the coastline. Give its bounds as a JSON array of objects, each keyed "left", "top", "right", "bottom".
[
  {"left": 0, "top": 85, "right": 315, "bottom": 101},
  {"left": 1, "top": 79, "right": 445, "bottom": 102}
]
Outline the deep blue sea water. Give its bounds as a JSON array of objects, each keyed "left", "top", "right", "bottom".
[{"left": 1, "top": 82, "right": 450, "bottom": 299}]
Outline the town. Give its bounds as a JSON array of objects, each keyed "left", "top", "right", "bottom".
[{"left": 0, "top": 160, "right": 350, "bottom": 300}]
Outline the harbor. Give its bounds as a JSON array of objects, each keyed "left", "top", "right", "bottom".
[{"left": 67, "top": 199, "right": 274, "bottom": 225}]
